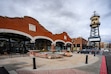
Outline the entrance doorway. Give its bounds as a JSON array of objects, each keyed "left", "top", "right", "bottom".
[
  {"left": 35, "top": 39, "right": 52, "bottom": 51},
  {"left": 0, "top": 33, "right": 31, "bottom": 55}
]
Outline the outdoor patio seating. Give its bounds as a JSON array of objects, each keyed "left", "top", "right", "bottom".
[
  {"left": 47, "top": 54, "right": 63, "bottom": 59},
  {"left": 64, "top": 51, "right": 73, "bottom": 57},
  {"left": 35, "top": 53, "right": 48, "bottom": 58},
  {"left": 28, "top": 49, "right": 73, "bottom": 59}
]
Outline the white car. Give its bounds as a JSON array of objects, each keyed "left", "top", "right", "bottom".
[{"left": 103, "top": 49, "right": 109, "bottom": 52}]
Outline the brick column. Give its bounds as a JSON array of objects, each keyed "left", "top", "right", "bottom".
[
  {"left": 29, "top": 40, "right": 35, "bottom": 56},
  {"left": 51, "top": 43, "right": 56, "bottom": 52}
]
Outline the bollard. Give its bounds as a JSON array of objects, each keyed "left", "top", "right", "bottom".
[
  {"left": 85, "top": 55, "right": 88, "bottom": 64},
  {"left": 33, "top": 57, "right": 36, "bottom": 69},
  {"left": 94, "top": 52, "right": 95, "bottom": 56}
]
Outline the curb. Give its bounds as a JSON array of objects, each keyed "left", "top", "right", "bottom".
[{"left": 100, "top": 56, "right": 107, "bottom": 74}]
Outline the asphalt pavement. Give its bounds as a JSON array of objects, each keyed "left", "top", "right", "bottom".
[
  {"left": 103, "top": 52, "right": 111, "bottom": 74},
  {"left": 74, "top": 55, "right": 102, "bottom": 74}
]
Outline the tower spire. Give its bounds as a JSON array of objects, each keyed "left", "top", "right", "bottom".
[{"left": 94, "top": 11, "right": 96, "bottom": 16}]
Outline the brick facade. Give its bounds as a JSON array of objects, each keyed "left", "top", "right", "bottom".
[
  {"left": 72, "top": 37, "right": 88, "bottom": 50},
  {"left": 0, "top": 16, "right": 72, "bottom": 51},
  {"left": 0, "top": 16, "right": 71, "bottom": 43}
]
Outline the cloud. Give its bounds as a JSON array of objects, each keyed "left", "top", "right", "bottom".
[{"left": 0, "top": 0, "right": 111, "bottom": 42}]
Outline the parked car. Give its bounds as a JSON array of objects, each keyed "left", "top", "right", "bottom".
[
  {"left": 103, "top": 49, "right": 109, "bottom": 52},
  {"left": 80, "top": 49, "right": 90, "bottom": 54}
]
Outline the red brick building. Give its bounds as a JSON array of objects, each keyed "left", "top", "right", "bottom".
[
  {"left": 100, "top": 42, "right": 104, "bottom": 48},
  {"left": 0, "top": 16, "right": 72, "bottom": 54},
  {"left": 72, "top": 37, "right": 88, "bottom": 51},
  {"left": 100, "top": 42, "right": 111, "bottom": 49}
]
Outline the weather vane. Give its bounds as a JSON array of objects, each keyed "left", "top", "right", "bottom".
[{"left": 93, "top": 11, "right": 96, "bottom": 15}]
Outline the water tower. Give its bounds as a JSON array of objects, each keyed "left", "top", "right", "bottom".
[{"left": 88, "top": 11, "right": 101, "bottom": 50}]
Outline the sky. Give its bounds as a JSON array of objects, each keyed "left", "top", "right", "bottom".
[{"left": 0, "top": 0, "right": 111, "bottom": 42}]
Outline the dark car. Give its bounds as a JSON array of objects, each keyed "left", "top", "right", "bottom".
[{"left": 80, "top": 49, "right": 90, "bottom": 54}]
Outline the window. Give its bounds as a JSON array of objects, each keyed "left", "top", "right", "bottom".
[
  {"left": 64, "top": 35, "right": 67, "bottom": 40},
  {"left": 77, "top": 44, "right": 80, "bottom": 47},
  {"left": 29, "top": 24, "right": 36, "bottom": 32}
]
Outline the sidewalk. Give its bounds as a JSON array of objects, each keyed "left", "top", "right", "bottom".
[
  {"left": 17, "top": 68, "right": 94, "bottom": 74},
  {"left": 0, "top": 53, "right": 99, "bottom": 74},
  {"left": 74, "top": 55, "right": 102, "bottom": 74}
]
